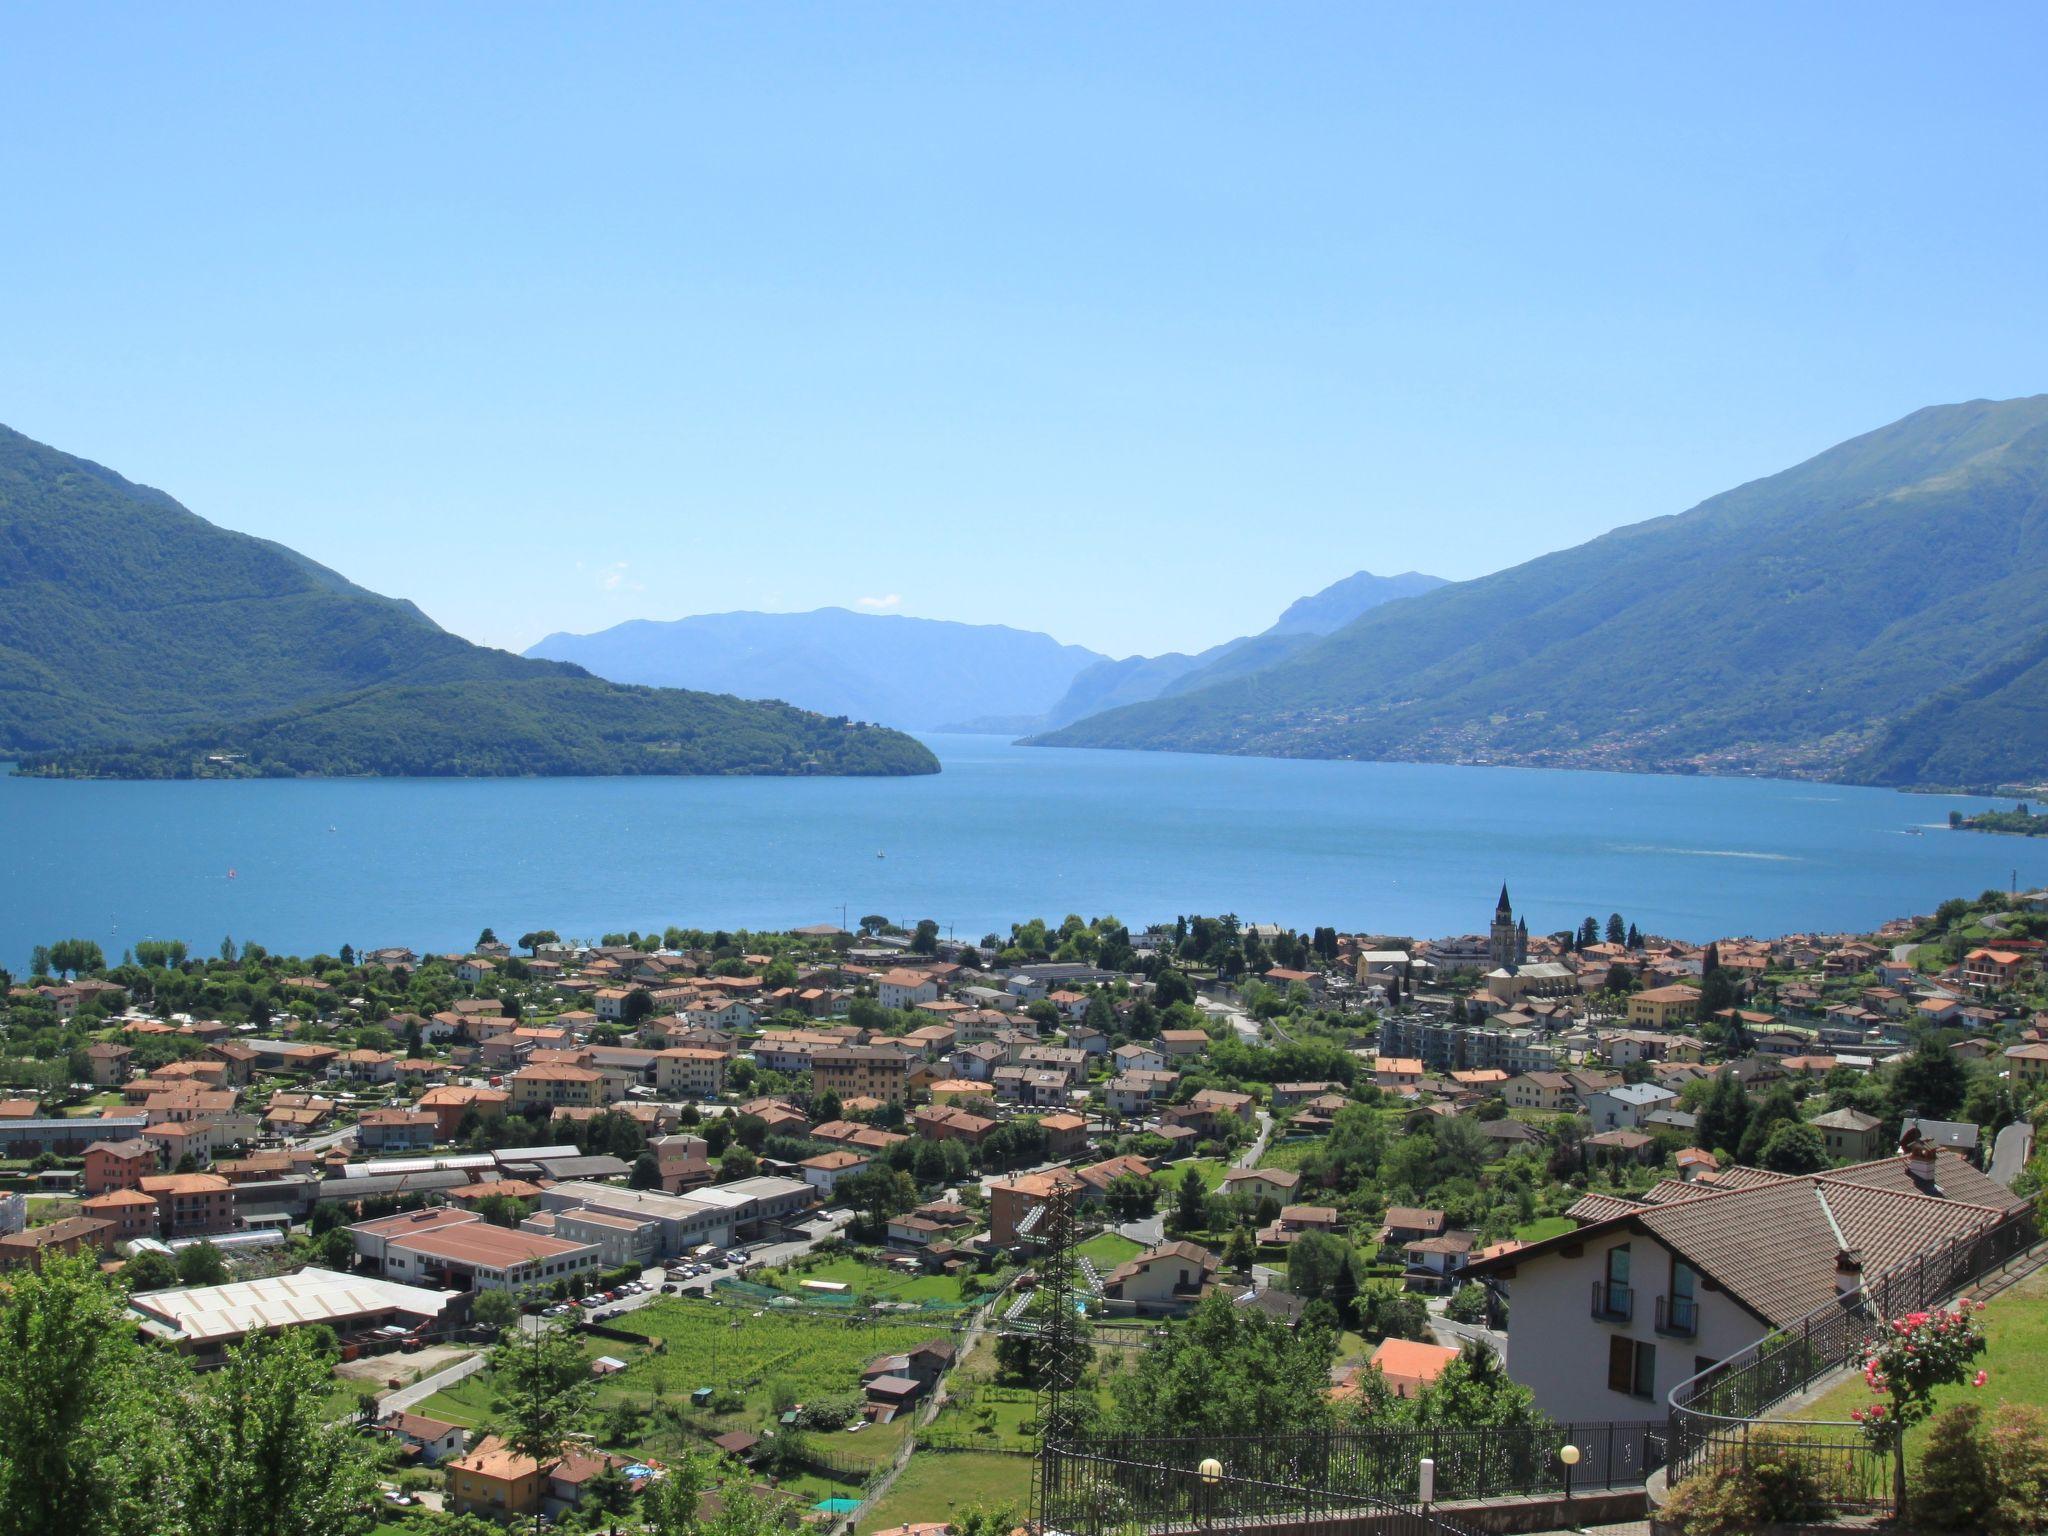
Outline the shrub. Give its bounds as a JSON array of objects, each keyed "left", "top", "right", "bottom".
[
  {"left": 1659, "top": 1431, "right": 1840, "bottom": 1536},
  {"left": 1912, "top": 1400, "right": 2048, "bottom": 1535}
]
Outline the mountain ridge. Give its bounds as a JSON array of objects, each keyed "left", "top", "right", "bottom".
[
  {"left": 1029, "top": 396, "right": 2048, "bottom": 790},
  {"left": 0, "top": 425, "right": 936, "bottom": 778}
]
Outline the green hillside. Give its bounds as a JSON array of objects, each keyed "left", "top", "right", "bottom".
[
  {"left": 0, "top": 425, "right": 936, "bottom": 778},
  {"left": 1031, "top": 396, "right": 2048, "bottom": 789}
]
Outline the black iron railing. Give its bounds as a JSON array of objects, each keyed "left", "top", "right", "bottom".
[
  {"left": 1655, "top": 1294, "right": 1697, "bottom": 1337},
  {"left": 1040, "top": 1420, "right": 1662, "bottom": 1524},
  {"left": 1590, "top": 1279, "right": 1632, "bottom": 1321},
  {"left": 1039, "top": 1442, "right": 1494, "bottom": 1536},
  {"left": 1665, "top": 1198, "right": 2040, "bottom": 1515}
]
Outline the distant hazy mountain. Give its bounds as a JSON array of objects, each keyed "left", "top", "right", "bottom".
[
  {"left": 0, "top": 426, "right": 935, "bottom": 778},
  {"left": 527, "top": 609, "right": 1108, "bottom": 732},
  {"left": 1027, "top": 568, "right": 1448, "bottom": 730},
  {"left": 1031, "top": 396, "right": 2048, "bottom": 790}
]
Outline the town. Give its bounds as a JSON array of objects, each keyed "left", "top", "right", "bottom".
[{"left": 4, "top": 883, "right": 2048, "bottom": 1536}]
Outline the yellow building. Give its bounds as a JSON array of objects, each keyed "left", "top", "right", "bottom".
[
  {"left": 505, "top": 1065, "right": 602, "bottom": 1113},
  {"left": 655, "top": 1047, "right": 728, "bottom": 1099},
  {"left": 809, "top": 1046, "right": 913, "bottom": 1105},
  {"left": 447, "top": 1436, "right": 544, "bottom": 1519},
  {"left": 1626, "top": 985, "right": 1699, "bottom": 1029}
]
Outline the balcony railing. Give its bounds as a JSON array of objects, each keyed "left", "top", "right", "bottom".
[
  {"left": 1590, "top": 1279, "right": 1632, "bottom": 1321},
  {"left": 1656, "top": 1294, "right": 1698, "bottom": 1337}
]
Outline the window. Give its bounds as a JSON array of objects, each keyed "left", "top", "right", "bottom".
[
  {"left": 1608, "top": 1337, "right": 1657, "bottom": 1399},
  {"left": 1607, "top": 1243, "right": 1630, "bottom": 1285}
]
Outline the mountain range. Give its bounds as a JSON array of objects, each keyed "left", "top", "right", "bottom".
[
  {"left": 1030, "top": 396, "right": 2048, "bottom": 790},
  {"left": 531, "top": 570, "right": 1446, "bottom": 733},
  {"left": 0, "top": 426, "right": 936, "bottom": 778}
]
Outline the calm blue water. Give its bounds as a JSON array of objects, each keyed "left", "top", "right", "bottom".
[{"left": 4, "top": 736, "right": 2046, "bottom": 969}]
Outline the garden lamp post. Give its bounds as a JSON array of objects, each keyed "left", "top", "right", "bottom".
[
  {"left": 1560, "top": 1443, "right": 1581, "bottom": 1525},
  {"left": 1199, "top": 1456, "right": 1222, "bottom": 1534}
]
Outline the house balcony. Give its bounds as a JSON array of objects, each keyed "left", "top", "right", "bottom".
[
  {"left": 1590, "top": 1279, "right": 1633, "bottom": 1322},
  {"left": 1656, "top": 1294, "right": 1698, "bottom": 1337}
]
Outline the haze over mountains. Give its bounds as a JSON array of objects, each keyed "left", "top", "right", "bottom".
[
  {"left": 0, "top": 426, "right": 936, "bottom": 778},
  {"left": 1032, "top": 396, "right": 2048, "bottom": 790},
  {"left": 532, "top": 570, "right": 1446, "bottom": 733}
]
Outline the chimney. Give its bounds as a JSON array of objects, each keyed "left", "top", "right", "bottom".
[
  {"left": 1903, "top": 1132, "right": 1940, "bottom": 1187},
  {"left": 1836, "top": 1247, "right": 1864, "bottom": 1298}
]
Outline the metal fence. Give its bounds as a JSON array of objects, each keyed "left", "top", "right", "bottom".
[
  {"left": 1040, "top": 1442, "right": 1492, "bottom": 1536},
  {"left": 1039, "top": 1421, "right": 1659, "bottom": 1529},
  {"left": 1665, "top": 1198, "right": 2041, "bottom": 1513}
]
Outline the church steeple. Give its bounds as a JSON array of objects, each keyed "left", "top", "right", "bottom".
[{"left": 1489, "top": 883, "right": 1519, "bottom": 971}]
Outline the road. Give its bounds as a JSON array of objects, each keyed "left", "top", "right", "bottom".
[
  {"left": 1234, "top": 1110, "right": 1274, "bottom": 1169},
  {"left": 1428, "top": 1306, "right": 1507, "bottom": 1361}
]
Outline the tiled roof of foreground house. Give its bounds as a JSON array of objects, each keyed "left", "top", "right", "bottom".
[{"left": 1481, "top": 1147, "right": 2022, "bottom": 1329}]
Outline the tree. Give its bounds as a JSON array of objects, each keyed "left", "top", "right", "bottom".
[
  {"left": 911, "top": 919, "right": 940, "bottom": 955},
  {"left": 1104, "top": 1292, "right": 1337, "bottom": 1440},
  {"left": 46, "top": 938, "right": 105, "bottom": 978},
  {"left": 1890, "top": 1042, "right": 1969, "bottom": 1122},
  {"left": 1103, "top": 1172, "right": 1158, "bottom": 1221},
  {"left": 518, "top": 930, "right": 559, "bottom": 955},
  {"left": 1578, "top": 917, "right": 1599, "bottom": 949},
  {"left": 0, "top": 1252, "right": 170, "bottom": 1536},
  {"left": 1405, "top": 1340, "right": 1540, "bottom": 1429},
  {"left": 1172, "top": 1166, "right": 1207, "bottom": 1234},
  {"left": 121, "top": 1248, "right": 179, "bottom": 1293},
  {"left": 174, "top": 1241, "right": 228, "bottom": 1287},
  {"left": 476, "top": 927, "right": 499, "bottom": 948},
  {"left": 28, "top": 944, "right": 50, "bottom": 978},
  {"left": 491, "top": 1326, "right": 595, "bottom": 1523},
  {"left": 1758, "top": 1120, "right": 1828, "bottom": 1174},
  {"left": 1153, "top": 968, "right": 1195, "bottom": 1008},
  {"left": 630, "top": 1151, "right": 662, "bottom": 1189},
  {"left": 472, "top": 1288, "right": 521, "bottom": 1337},
  {"left": 621, "top": 988, "right": 655, "bottom": 1026},
  {"left": 1284, "top": 1231, "right": 1353, "bottom": 1304},
  {"left": 1605, "top": 913, "right": 1626, "bottom": 945},
  {"left": 1694, "top": 1074, "right": 1751, "bottom": 1157},
  {"left": 171, "top": 1328, "right": 379, "bottom": 1536},
  {"left": 1736, "top": 1086, "right": 1799, "bottom": 1166}
]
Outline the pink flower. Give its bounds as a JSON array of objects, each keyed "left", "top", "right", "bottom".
[{"left": 1975, "top": 1371, "right": 1989, "bottom": 1387}]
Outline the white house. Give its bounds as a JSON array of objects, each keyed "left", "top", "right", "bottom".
[
  {"left": 1581, "top": 1082, "right": 1678, "bottom": 1131},
  {"left": 1465, "top": 1146, "right": 2024, "bottom": 1425},
  {"left": 877, "top": 970, "right": 940, "bottom": 1011}
]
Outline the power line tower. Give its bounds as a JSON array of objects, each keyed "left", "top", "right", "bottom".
[{"left": 1033, "top": 1178, "right": 1084, "bottom": 1532}]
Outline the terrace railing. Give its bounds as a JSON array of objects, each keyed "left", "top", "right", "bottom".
[
  {"left": 1039, "top": 1442, "right": 1493, "bottom": 1536},
  {"left": 1039, "top": 1420, "right": 1661, "bottom": 1535},
  {"left": 1664, "top": 1197, "right": 2041, "bottom": 1515}
]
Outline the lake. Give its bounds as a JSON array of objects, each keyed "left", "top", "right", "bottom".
[{"left": 5, "top": 735, "right": 2046, "bottom": 968}]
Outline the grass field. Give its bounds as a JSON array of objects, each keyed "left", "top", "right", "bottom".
[
  {"left": 1075, "top": 1231, "right": 1142, "bottom": 1268},
  {"left": 1797, "top": 1266, "right": 2048, "bottom": 1454},
  {"left": 417, "top": 1303, "right": 948, "bottom": 1474},
  {"left": 762, "top": 1253, "right": 963, "bottom": 1304},
  {"left": 1513, "top": 1215, "right": 1574, "bottom": 1244},
  {"left": 860, "top": 1450, "right": 1035, "bottom": 1530},
  {"left": 1149, "top": 1158, "right": 1229, "bottom": 1193}
]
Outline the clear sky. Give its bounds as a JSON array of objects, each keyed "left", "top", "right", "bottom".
[{"left": 3, "top": 4, "right": 2044, "bottom": 659}]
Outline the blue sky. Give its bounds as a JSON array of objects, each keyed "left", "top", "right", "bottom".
[{"left": 3, "top": 3, "right": 2044, "bottom": 658}]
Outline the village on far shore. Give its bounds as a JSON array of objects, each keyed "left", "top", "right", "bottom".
[{"left": 5, "top": 880, "right": 2048, "bottom": 1533}]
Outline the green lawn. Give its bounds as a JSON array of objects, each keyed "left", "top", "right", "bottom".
[
  {"left": 1513, "top": 1215, "right": 1575, "bottom": 1244},
  {"left": 1076, "top": 1231, "right": 1143, "bottom": 1268},
  {"left": 860, "top": 1451, "right": 1035, "bottom": 1530},
  {"left": 762, "top": 1253, "right": 963, "bottom": 1304},
  {"left": 1149, "top": 1158, "right": 1229, "bottom": 1193},
  {"left": 1796, "top": 1266, "right": 2048, "bottom": 1455},
  {"left": 418, "top": 1303, "right": 942, "bottom": 1474}
]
